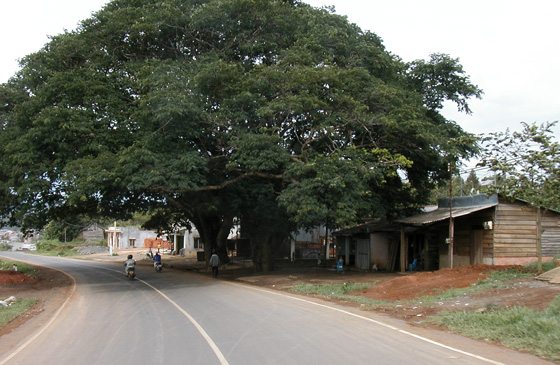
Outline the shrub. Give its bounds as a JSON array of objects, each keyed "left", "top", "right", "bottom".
[{"left": 35, "top": 240, "right": 58, "bottom": 251}]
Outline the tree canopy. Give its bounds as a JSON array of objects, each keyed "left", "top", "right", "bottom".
[
  {"left": 0, "top": 0, "right": 481, "bottom": 267},
  {"left": 479, "top": 121, "right": 560, "bottom": 211},
  {"left": 479, "top": 121, "right": 560, "bottom": 272}
]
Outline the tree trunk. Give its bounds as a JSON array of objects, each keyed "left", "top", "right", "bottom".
[
  {"left": 262, "top": 236, "right": 279, "bottom": 271},
  {"left": 251, "top": 240, "right": 263, "bottom": 273},
  {"left": 216, "top": 213, "right": 234, "bottom": 263},
  {"left": 193, "top": 214, "right": 233, "bottom": 266}
]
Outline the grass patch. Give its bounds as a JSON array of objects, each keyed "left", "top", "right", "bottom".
[
  {"left": 0, "top": 243, "right": 12, "bottom": 251},
  {"left": 0, "top": 298, "right": 38, "bottom": 327},
  {"left": 525, "top": 254, "right": 560, "bottom": 273},
  {"left": 34, "top": 239, "right": 109, "bottom": 257},
  {"left": 0, "top": 259, "right": 40, "bottom": 328},
  {"left": 35, "top": 240, "right": 79, "bottom": 257},
  {"left": 290, "top": 282, "right": 388, "bottom": 306},
  {"left": 0, "top": 259, "right": 37, "bottom": 277},
  {"left": 291, "top": 282, "right": 371, "bottom": 295},
  {"left": 432, "top": 296, "right": 560, "bottom": 362}
]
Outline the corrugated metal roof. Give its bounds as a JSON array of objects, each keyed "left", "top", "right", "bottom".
[
  {"left": 334, "top": 218, "right": 397, "bottom": 235},
  {"left": 396, "top": 203, "right": 497, "bottom": 226}
]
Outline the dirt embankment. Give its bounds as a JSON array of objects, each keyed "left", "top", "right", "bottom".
[
  {"left": 354, "top": 264, "right": 512, "bottom": 301},
  {"left": 0, "top": 265, "right": 73, "bottom": 340}
]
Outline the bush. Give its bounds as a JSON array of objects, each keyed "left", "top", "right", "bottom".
[
  {"left": 35, "top": 240, "right": 58, "bottom": 251},
  {"left": 524, "top": 254, "right": 560, "bottom": 272},
  {"left": 33, "top": 240, "right": 81, "bottom": 256},
  {"left": 0, "top": 243, "right": 12, "bottom": 251}
]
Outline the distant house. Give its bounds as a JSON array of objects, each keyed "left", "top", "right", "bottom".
[
  {"left": 334, "top": 194, "right": 560, "bottom": 272},
  {"left": 167, "top": 227, "right": 205, "bottom": 258},
  {"left": 105, "top": 226, "right": 159, "bottom": 249},
  {"left": 334, "top": 219, "right": 401, "bottom": 271},
  {"left": 81, "top": 223, "right": 105, "bottom": 244},
  {"left": 289, "top": 226, "right": 329, "bottom": 259},
  {"left": 158, "top": 223, "right": 242, "bottom": 259},
  {"left": 103, "top": 224, "right": 228, "bottom": 258}
]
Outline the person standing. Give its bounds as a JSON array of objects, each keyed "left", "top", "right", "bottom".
[{"left": 209, "top": 251, "right": 220, "bottom": 278}]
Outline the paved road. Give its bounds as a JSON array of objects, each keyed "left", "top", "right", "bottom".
[{"left": 0, "top": 253, "right": 553, "bottom": 365}]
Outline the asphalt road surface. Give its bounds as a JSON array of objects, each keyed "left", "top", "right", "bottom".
[{"left": 0, "top": 253, "right": 553, "bottom": 365}]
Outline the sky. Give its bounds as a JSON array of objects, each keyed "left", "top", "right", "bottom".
[{"left": 1, "top": 0, "right": 559, "bottom": 172}]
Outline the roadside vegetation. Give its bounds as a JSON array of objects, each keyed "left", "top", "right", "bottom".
[
  {"left": 0, "top": 259, "right": 38, "bottom": 327},
  {"left": 290, "top": 282, "right": 385, "bottom": 306},
  {"left": 0, "top": 298, "right": 38, "bottom": 327},
  {"left": 430, "top": 257, "right": 560, "bottom": 363},
  {"left": 32, "top": 239, "right": 106, "bottom": 257},
  {"left": 433, "top": 297, "right": 560, "bottom": 362},
  {"left": 290, "top": 259, "right": 560, "bottom": 362},
  {"left": 34, "top": 240, "right": 80, "bottom": 257},
  {"left": 0, "top": 259, "right": 37, "bottom": 276},
  {"left": 0, "top": 243, "right": 12, "bottom": 251}
]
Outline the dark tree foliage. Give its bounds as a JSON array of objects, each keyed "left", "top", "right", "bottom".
[{"left": 0, "top": 0, "right": 481, "bottom": 269}]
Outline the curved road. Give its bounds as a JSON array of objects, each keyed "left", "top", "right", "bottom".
[{"left": 0, "top": 253, "right": 552, "bottom": 365}]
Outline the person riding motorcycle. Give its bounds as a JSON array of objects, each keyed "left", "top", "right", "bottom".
[
  {"left": 153, "top": 252, "right": 162, "bottom": 272},
  {"left": 124, "top": 254, "right": 136, "bottom": 275}
]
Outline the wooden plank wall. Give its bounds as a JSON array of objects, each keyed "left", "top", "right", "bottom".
[
  {"left": 542, "top": 210, "right": 560, "bottom": 256},
  {"left": 482, "top": 229, "right": 493, "bottom": 260},
  {"left": 495, "top": 201, "right": 560, "bottom": 257},
  {"left": 494, "top": 200, "right": 537, "bottom": 257}
]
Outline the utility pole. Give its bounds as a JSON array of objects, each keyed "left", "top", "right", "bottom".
[
  {"left": 448, "top": 163, "right": 454, "bottom": 269},
  {"left": 113, "top": 221, "right": 117, "bottom": 254},
  {"left": 109, "top": 221, "right": 117, "bottom": 256}
]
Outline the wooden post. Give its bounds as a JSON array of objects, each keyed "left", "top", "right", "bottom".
[
  {"left": 400, "top": 224, "right": 406, "bottom": 273},
  {"left": 537, "top": 207, "right": 543, "bottom": 273}
]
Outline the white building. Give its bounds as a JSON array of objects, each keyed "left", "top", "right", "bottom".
[{"left": 105, "top": 222, "right": 241, "bottom": 259}]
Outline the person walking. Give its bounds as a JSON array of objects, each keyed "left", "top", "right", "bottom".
[{"left": 209, "top": 251, "right": 220, "bottom": 278}]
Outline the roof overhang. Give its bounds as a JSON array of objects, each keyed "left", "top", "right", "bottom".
[
  {"left": 395, "top": 203, "right": 497, "bottom": 226},
  {"left": 333, "top": 219, "right": 398, "bottom": 236}
]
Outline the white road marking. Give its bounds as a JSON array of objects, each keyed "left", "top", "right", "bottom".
[
  {"left": 137, "top": 278, "right": 230, "bottom": 365},
  {"left": 102, "top": 266, "right": 230, "bottom": 365},
  {"left": 235, "top": 283, "right": 507, "bottom": 365},
  {"left": 0, "top": 258, "right": 229, "bottom": 365}
]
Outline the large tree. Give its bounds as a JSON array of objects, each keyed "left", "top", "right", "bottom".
[{"left": 0, "top": 0, "right": 480, "bottom": 268}]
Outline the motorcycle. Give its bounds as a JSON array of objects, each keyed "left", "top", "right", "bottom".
[
  {"left": 126, "top": 267, "right": 136, "bottom": 280},
  {"left": 154, "top": 261, "right": 162, "bottom": 273}
]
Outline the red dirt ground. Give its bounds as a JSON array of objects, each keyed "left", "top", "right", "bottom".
[
  {"left": 0, "top": 270, "right": 38, "bottom": 285},
  {"left": 353, "top": 264, "right": 514, "bottom": 301}
]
